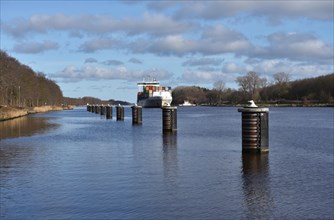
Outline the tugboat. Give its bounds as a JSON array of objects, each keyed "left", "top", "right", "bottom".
[{"left": 137, "top": 79, "right": 172, "bottom": 108}]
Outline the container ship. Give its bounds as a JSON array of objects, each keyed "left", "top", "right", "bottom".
[{"left": 137, "top": 79, "right": 172, "bottom": 108}]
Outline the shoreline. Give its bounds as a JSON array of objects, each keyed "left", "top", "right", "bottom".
[
  {"left": 177, "top": 103, "right": 334, "bottom": 108},
  {"left": 1, "top": 103, "right": 332, "bottom": 121},
  {"left": 0, "top": 105, "right": 74, "bottom": 121},
  {"left": 207, "top": 103, "right": 334, "bottom": 107}
]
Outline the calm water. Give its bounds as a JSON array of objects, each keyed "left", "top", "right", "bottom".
[{"left": 0, "top": 107, "right": 333, "bottom": 219}]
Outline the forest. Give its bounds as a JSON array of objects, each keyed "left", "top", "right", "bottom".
[
  {"left": 0, "top": 51, "right": 63, "bottom": 107},
  {"left": 172, "top": 72, "right": 334, "bottom": 106}
]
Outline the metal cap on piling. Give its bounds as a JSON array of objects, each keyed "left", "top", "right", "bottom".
[
  {"left": 131, "top": 105, "right": 142, "bottom": 124},
  {"left": 238, "top": 100, "right": 269, "bottom": 153}
]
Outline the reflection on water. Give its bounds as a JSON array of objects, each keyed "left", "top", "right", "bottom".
[
  {"left": 0, "top": 116, "right": 58, "bottom": 139},
  {"left": 163, "top": 131, "right": 177, "bottom": 148},
  {"left": 162, "top": 132, "right": 178, "bottom": 179},
  {"left": 241, "top": 153, "right": 273, "bottom": 219}
]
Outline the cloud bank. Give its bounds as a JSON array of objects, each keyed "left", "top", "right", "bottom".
[
  {"left": 13, "top": 40, "right": 59, "bottom": 53},
  {"left": 2, "top": 1, "right": 332, "bottom": 86},
  {"left": 51, "top": 65, "right": 173, "bottom": 83}
]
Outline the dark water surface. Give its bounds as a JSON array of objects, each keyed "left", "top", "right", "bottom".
[{"left": 0, "top": 107, "right": 333, "bottom": 219}]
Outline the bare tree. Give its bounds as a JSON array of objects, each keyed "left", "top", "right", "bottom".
[
  {"left": 272, "top": 72, "right": 290, "bottom": 99},
  {"left": 213, "top": 80, "right": 225, "bottom": 105},
  {"left": 236, "top": 71, "right": 267, "bottom": 99},
  {"left": 273, "top": 72, "right": 290, "bottom": 85},
  {"left": 213, "top": 80, "right": 225, "bottom": 91}
]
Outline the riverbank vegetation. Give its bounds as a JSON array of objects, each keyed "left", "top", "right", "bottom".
[
  {"left": 0, "top": 51, "right": 63, "bottom": 107},
  {"left": 172, "top": 72, "right": 334, "bottom": 106},
  {"left": 0, "top": 106, "right": 28, "bottom": 121},
  {"left": 64, "top": 97, "right": 132, "bottom": 106},
  {"left": 0, "top": 105, "right": 72, "bottom": 121},
  {"left": 0, "top": 51, "right": 74, "bottom": 121}
]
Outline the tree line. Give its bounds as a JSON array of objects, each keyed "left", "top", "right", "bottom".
[
  {"left": 172, "top": 72, "right": 334, "bottom": 106},
  {"left": 64, "top": 97, "right": 131, "bottom": 106},
  {"left": 0, "top": 51, "right": 63, "bottom": 107}
]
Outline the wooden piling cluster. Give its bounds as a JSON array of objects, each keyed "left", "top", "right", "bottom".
[
  {"left": 86, "top": 104, "right": 143, "bottom": 123},
  {"left": 87, "top": 102, "right": 270, "bottom": 154},
  {"left": 87, "top": 104, "right": 111, "bottom": 117},
  {"left": 86, "top": 104, "right": 177, "bottom": 132}
]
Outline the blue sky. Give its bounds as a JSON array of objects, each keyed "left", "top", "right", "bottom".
[{"left": 1, "top": 0, "right": 333, "bottom": 103}]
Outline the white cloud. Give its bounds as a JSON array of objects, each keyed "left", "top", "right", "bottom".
[
  {"left": 101, "top": 60, "right": 124, "bottom": 66},
  {"left": 181, "top": 68, "right": 227, "bottom": 83},
  {"left": 84, "top": 58, "right": 98, "bottom": 63},
  {"left": 75, "top": 28, "right": 332, "bottom": 66},
  {"left": 182, "top": 70, "right": 215, "bottom": 82},
  {"left": 122, "top": 12, "right": 196, "bottom": 36},
  {"left": 2, "top": 12, "right": 195, "bottom": 38},
  {"left": 148, "top": 35, "right": 197, "bottom": 56},
  {"left": 147, "top": 2, "right": 179, "bottom": 11},
  {"left": 252, "top": 32, "right": 333, "bottom": 64},
  {"left": 128, "top": 58, "right": 142, "bottom": 64},
  {"left": 2, "top": 2, "right": 332, "bottom": 85},
  {"left": 222, "top": 62, "right": 242, "bottom": 73},
  {"left": 198, "top": 25, "right": 252, "bottom": 54},
  {"left": 78, "top": 38, "right": 116, "bottom": 53},
  {"left": 3, "top": 9, "right": 331, "bottom": 66},
  {"left": 250, "top": 60, "right": 333, "bottom": 79},
  {"left": 128, "top": 25, "right": 252, "bottom": 56},
  {"left": 50, "top": 65, "right": 173, "bottom": 82},
  {"left": 170, "top": 1, "right": 333, "bottom": 21},
  {"left": 222, "top": 59, "right": 333, "bottom": 81},
  {"left": 13, "top": 40, "right": 59, "bottom": 53},
  {"left": 182, "top": 58, "right": 224, "bottom": 66}
]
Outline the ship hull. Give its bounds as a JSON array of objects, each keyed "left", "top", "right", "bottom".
[{"left": 137, "top": 96, "right": 171, "bottom": 108}]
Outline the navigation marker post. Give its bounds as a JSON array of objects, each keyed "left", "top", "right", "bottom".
[
  {"left": 116, "top": 104, "right": 124, "bottom": 120},
  {"left": 162, "top": 106, "right": 177, "bottom": 132},
  {"left": 238, "top": 100, "right": 269, "bottom": 153},
  {"left": 131, "top": 105, "right": 142, "bottom": 124}
]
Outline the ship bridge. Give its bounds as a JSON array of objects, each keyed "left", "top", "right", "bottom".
[{"left": 137, "top": 80, "right": 160, "bottom": 87}]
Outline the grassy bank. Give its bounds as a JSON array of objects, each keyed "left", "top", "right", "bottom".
[
  {"left": 0, "top": 105, "right": 73, "bottom": 121},
  {"left": 0, "top": 106, "right": 28, "bottom": 121},
  {"left": 28, "top": 105, "right": 72, "bottom": 113}
]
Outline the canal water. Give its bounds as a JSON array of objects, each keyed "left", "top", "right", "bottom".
[{"left": 0, "top": 107, "right": 333, "bottom": 219}]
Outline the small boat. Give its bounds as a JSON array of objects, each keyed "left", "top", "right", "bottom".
[{"left": 179, "top": 100, "right": 196, "bottom": 106}]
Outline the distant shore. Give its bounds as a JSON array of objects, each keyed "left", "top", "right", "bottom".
[
  {"left": 178, "top": 103, "right": 334, "bottom": 107},
  {"left": 211, "top": 103, "right": 334, "bottom": 107},
  {"left": 0, "top": 105, "right": 74, "bottom": 121}
]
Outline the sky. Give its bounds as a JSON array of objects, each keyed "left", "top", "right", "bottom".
[{"left": 1, "top": 0, "right": 333, "bottom": 103}]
